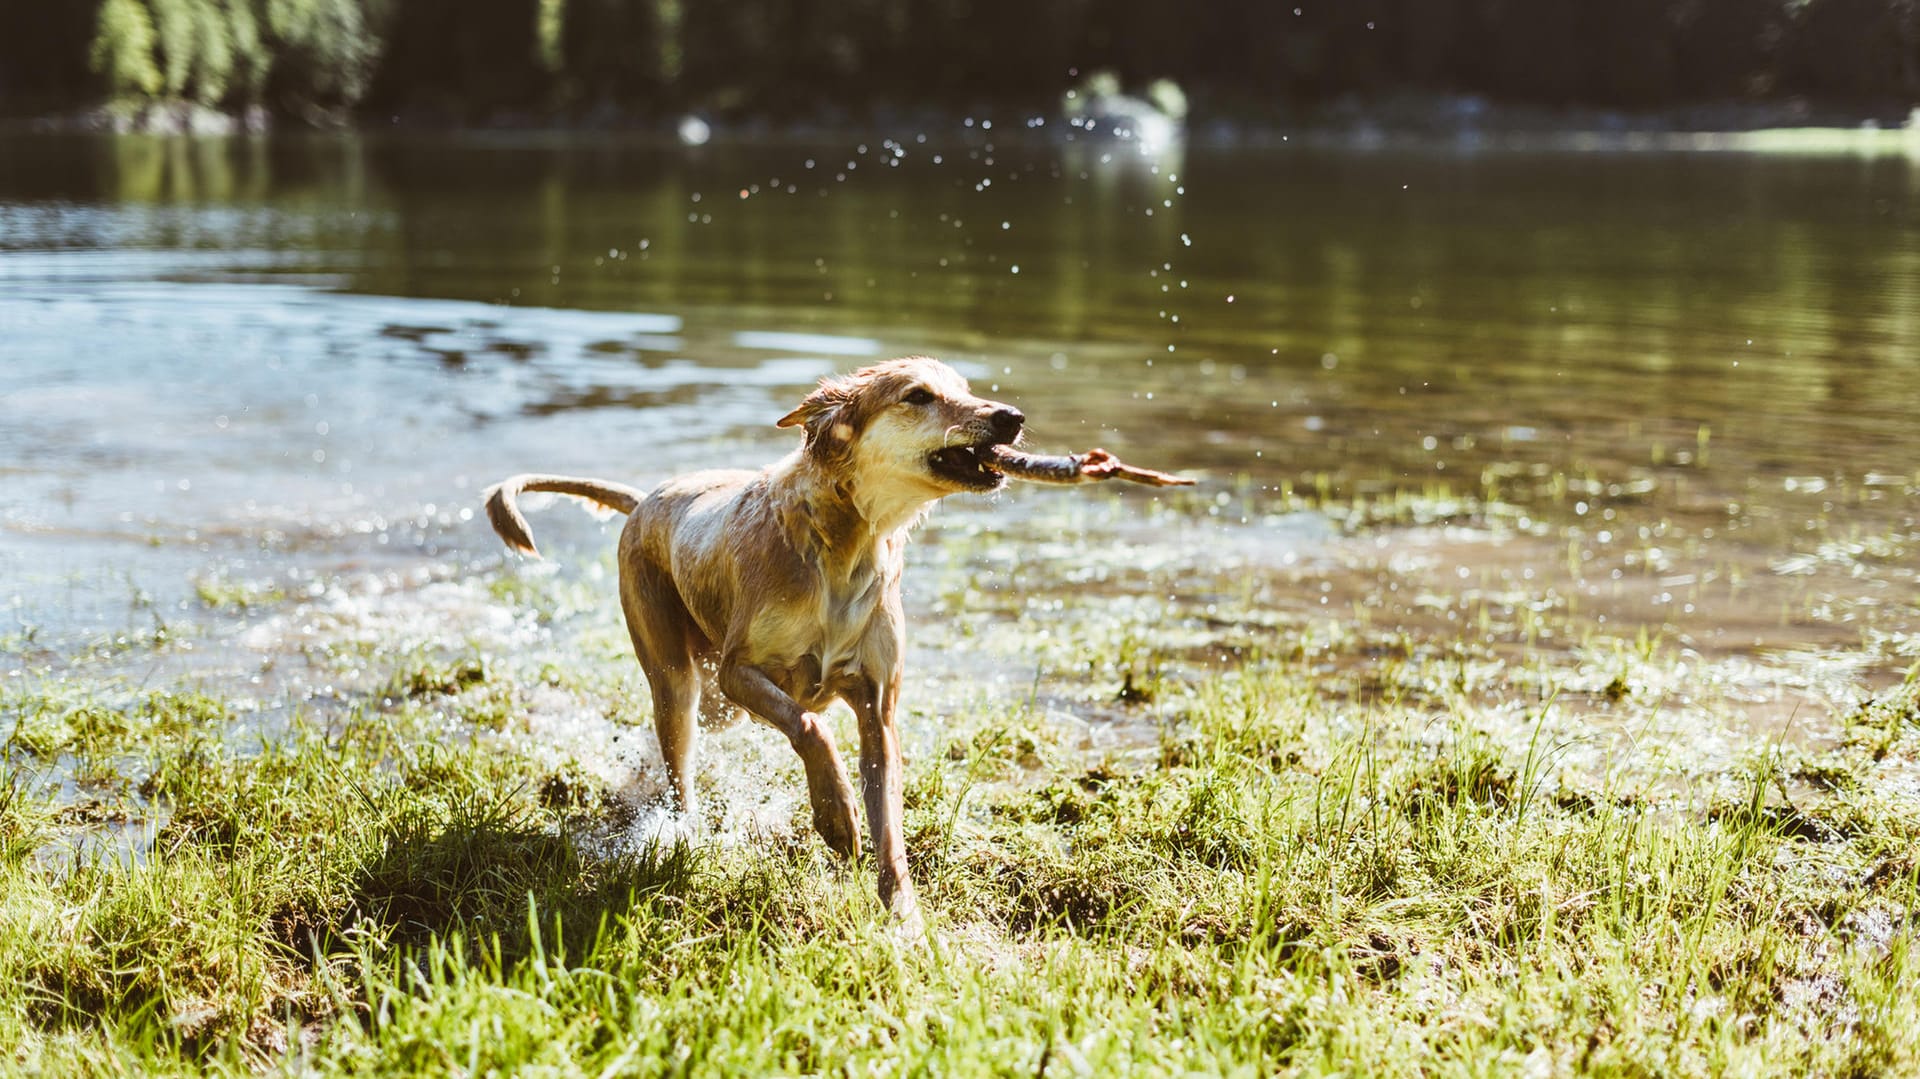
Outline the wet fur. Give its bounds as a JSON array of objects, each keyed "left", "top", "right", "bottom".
[{"left": 482, "top": 356, "right": 1022, "bottom": 923}]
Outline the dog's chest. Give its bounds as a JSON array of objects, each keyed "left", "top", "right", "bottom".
[
  {"left": 808, "top": 569, "right": 889, "bottom": 678},
  {"left": 744, "top": 527, "right": 904, "bottom": 697}
]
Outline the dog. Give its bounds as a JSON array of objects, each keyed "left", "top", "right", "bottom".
[{"left": 483, "top": 356, "right": 1023, "bottom": 921}]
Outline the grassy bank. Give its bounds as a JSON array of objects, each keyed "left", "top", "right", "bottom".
[{"left": 3, "top": 576, "right": 1917, "bottom": 1076}]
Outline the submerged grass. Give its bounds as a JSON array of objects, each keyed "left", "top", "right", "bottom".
[{"left": 0, "top": 645, "right": 1916, "bottom": 1075}]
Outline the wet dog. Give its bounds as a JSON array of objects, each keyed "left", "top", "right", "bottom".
[{"left": 484, "top": 356, "right": 1023, "bottom": 922}]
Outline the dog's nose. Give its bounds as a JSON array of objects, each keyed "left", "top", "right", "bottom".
[{"left": 989, "top": 405, "right": 1024, "bottom": 437}]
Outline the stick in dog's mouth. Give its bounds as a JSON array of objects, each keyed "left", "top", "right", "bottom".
[
  {"left": 978, "top": 444, "right": 1196, "bottom": 487},
  {"left": 926, "top": 439, "right": 1013, "bottom": 490}
]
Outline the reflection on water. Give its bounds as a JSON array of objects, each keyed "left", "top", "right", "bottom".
[
  {"left": 3, "top": 131, "right": 1920, "bottom": 804},
  {"left": 7, "top": 133, "right": 1919, "bottom": 499}
]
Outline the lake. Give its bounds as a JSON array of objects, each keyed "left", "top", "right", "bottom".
[{"left": 4, "top": 130, "right": 1919, "bottom": 821}]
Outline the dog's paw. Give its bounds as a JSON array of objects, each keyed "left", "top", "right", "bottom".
[
  {"left": 888, "top": 907, "right": 926, "bottom": 943},
  {"left": 812, "top": 802, "right": 861, "bottom": 859},
  {"left": 881, "top": 881, "right": 924, "bottom": 939}
]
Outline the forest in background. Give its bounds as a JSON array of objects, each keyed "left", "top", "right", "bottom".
[{"left": 1, "top": 0, "right": 1918, "bottom": 126}]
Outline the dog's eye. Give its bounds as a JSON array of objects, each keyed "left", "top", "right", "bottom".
[{"left": 902, "top": 387, "right": 935, "bottom": 406}]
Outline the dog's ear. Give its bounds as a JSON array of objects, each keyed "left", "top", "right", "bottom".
[
  {"left": 776, "top": 378, "right": 861, "bottom": 456},
  {"left": 774, "top": 393, "right": 829, "bottom": 431}
]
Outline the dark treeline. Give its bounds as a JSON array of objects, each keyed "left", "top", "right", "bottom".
[{"left": 2, "top": 0, "right": 1918, "bottom": 124}]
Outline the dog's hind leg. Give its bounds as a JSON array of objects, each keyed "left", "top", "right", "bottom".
[
  {"left": 619, "top": 550, "right": 702, "bottom": 819},
  {"left": 645, "top": 663, "right": 700, "bottom": 818}
]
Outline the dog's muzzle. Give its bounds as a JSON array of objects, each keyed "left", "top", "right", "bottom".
[{"left": 927, "top": 438, "right": 1012, "bottom": 491}]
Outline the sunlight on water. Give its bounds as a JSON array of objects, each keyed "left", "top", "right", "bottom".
[{"left": 732, "top": 330, "right": 882, "bottom": 356}]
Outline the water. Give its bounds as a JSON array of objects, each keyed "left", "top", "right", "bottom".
[{"left": 4, "top": 131, "right": 1920, "bottom": 830}]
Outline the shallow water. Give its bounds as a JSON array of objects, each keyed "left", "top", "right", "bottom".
[{"left": 4, "top": 131, "right": 1920, "bottom": 827}]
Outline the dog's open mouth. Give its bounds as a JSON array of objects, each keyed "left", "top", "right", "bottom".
[{"left": 927, "top": 440, "right": 1009, "bottom": 490}]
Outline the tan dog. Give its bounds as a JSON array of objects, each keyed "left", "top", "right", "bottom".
[{"left": 484, "top": 356, "right": 1023, "bottom": 921}]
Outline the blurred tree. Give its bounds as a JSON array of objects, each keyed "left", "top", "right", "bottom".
[
  {"left": 149, "top": 0, "right": 240, "bottom": 104},
  {"left": 1789, "top": 0, "right": 1920, "bottom": 101},
  {"left": 959, "top": 0, "right": 1088, "bottom": 98},
  {"left": 265, "top": 0, "right": 382, "bottom": 111},
  {"left": 89, "top": 0, "right": 165, "bottom": 99},
  {"left": 1392, "top": 0, "right": 1466, "bottom": 87},
  {"left": 1464, "top": 0, "right": 1585, "bottom": 103},
  {"left": 20, "top": 0, "right": 1920, "bottom": 123},
  {"left": 536, "top": 0, "right": 563, "bottom": 75},
  {"left": 678, "top": 0, "right": 770, "bottom": 109},
  {"left": 1672, "top": 0, "right": 1784, "bottom": 99},
  {"left": 224, "top": 0, "right": 271, "bottom": 104},
  {"left": 1581, "top": 0, "right": 1680, "bottom": 105},
  {"left": 557, "top": 0, "right": 667, "bottom": 105},
  {"left": 367, "top": 0, "right": 544, "bottom": 115},
  {"left": 1081, "top": 0, "right": 1199, "bottom": 92}
]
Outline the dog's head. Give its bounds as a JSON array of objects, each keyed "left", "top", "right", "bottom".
[{"left": 777, "top": 356, "right": 1024, "bottom": 499}]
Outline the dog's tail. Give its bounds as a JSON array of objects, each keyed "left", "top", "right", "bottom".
[{"left": 482, "top": 474, "right": 645, "bottom": 558}]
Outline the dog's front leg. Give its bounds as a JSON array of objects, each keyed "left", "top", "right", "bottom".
[
  {"left": 844, "top": 676, "right": 918, "bottom": 923},
  {"left": 716, "top": 660, "right": 861, "bottom": 858}
]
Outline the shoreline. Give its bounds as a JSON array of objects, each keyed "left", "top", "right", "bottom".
[{"left": 9, "top": 94, "right": 1920, "bottom": 156}]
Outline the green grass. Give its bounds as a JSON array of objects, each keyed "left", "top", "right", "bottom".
[
  {"left": 0, "top": 649, "right": 1915, "bottom": 1076},
  {"left": 192, "top": 574, "right": 289, "bottom": 612}
]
